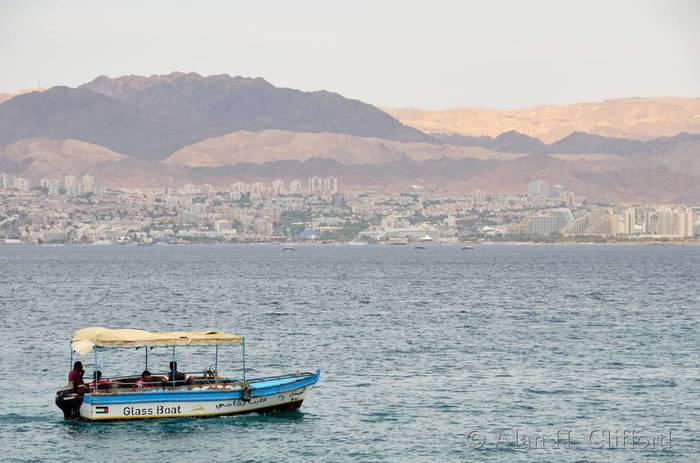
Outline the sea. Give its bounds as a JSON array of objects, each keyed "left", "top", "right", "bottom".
[{"left": 0, "top": 244, "right": 698, "bottom": 462}]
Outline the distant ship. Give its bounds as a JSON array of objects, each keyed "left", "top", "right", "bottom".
[
  {"left": 92, "top": 240, "right": 113, "bottom": 246},
  {"left": 461, "top": 245, "right": 475, "bottom": 250},
  {"left": 282, "top": 246, "right": 297, "bottom": 252}
]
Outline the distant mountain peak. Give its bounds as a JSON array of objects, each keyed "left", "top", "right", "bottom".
[
  {"left": 81, "top": 72, "right": 274, "bottom": 98},
  {"left": 0, "top": 72, "right": 433, "bottom": 160}
]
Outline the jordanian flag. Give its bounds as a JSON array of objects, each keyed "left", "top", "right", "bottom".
[{"left": 95, "top": 406, "right": 109, "bottom": 414}]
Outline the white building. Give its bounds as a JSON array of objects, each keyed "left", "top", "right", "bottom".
[
  {"left": 14, "top": 177, "right": 31, "bottom": 192},
  {"left": 230, "top": 182, "right": 249, "bottom": 194},
  {"left": 527, "top": 180, "right": 550, "bottom": 197},
  {"left": 308, "top": 177, "right": 323, "bottom": 194},
  {"left": 271, "top": 179, "right": 285, "bottom": 195},
  {"left": 622, "top": 208, "right": 635, "bottom": 235},
  {"left": 41, "top": 178, "right": 61, "bottom": 195},
  {"left": 289, "top": 180, "right": 303, "bottom": 194},
  {"left": 82, "top": 174, "right": 95, "bottom": 194},
  {"left": 182, "top": 184, "right": 200, "bottom": 195},
  {"left": 0, "top": 173, "right": 11, "bottom": 189},
  {"left": 323, "top": 177, "right": 338, "bottom": 194}
]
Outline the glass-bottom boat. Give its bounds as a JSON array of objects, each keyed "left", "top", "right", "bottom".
[{"left": 55, "top": 327, "right": 320, "bottom": 421}]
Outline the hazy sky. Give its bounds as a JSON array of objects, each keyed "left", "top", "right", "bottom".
[{"left": 1, "top": 0, "right": 698, "bottom": 109}]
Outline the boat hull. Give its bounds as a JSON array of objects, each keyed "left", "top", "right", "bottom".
[{"left": 77, "top": 372, "right": 318, "bottom": 421}]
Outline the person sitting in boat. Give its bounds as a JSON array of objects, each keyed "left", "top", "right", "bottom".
[
  {"left": 166, "top": 361, "right": 192, "bottom": 386},
  {"left": 136, "top": 370, "right": 158, "bottom": 388},
  {"left": 88, "top": 371, "right": 113, "bottom": 392},
  {"left": 68, "top": 361, "right": 88, "bottom": 393}
]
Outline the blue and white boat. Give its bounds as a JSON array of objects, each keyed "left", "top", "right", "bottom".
[{"left": 55, "top": 327, "right": 320, "bottom": 421}]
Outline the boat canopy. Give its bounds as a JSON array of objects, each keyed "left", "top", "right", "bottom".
[{"left": 71, "top": 327, "right": 243, "bottom": 355}]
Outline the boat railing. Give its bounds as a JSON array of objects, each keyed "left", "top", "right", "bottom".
[{"left": 88, "top": 370, "right": 314, "bottom": 393}]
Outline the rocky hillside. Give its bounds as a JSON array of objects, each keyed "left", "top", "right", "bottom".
[
  {"left": 165, "top": 129, "right": 516, "bottom": 168},
  {"left": 0, "top": 139, "right": 126, "bottom": 178},
  {"left": 386, "top": 97, "right": 700, "bottom": 142}
]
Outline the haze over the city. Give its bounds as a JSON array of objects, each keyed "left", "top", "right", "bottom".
[{"left": 1, "top": 0, "right": 699, "bottom": 109}]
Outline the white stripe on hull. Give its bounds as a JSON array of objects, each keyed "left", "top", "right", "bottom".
[{"left": 80, "top": 386, "right": 310, "bottom": 420}]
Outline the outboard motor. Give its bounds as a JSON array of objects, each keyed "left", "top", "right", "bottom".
[{"left": 55, "top": 388, "right": 83, "bottom": 419}]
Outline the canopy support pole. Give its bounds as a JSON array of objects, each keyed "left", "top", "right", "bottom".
[
  {"left": 145, "top": 347, "right": 148, "bottom": 371},
  {"left": 242, "top": 338, "right": 246, "bottom": 383},
  {"left": 69, "top": 343, "right": 73, "bottom": 373},
  {"left": 172, "top": 346, "right": 176, "bottom": 387},
  {"left": 93, "top": 348, "right": 98, "bottom": 393},
  {"left": 214, "top": 345, "right": 219, "bottom": 375}
]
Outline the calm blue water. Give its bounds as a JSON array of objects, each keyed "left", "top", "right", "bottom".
[{"left": 0, "top": 244, "right": 698, "bottom": 462}]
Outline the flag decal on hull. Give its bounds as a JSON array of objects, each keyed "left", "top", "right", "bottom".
[{"left": 96, "top": 406, "right": 109, "bottom": 414}]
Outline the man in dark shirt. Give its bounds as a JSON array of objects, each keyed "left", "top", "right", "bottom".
[
  {"left": 166, "top": 361, "right": 191, "bottom": 386},
  {"left": 68, "top": 361, "right": 88, "bottom": 393}
]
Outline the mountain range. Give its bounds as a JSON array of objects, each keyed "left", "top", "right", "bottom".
[
  {"left": 385, "top": 97, "right": 700, "bottom": 143},
  {"left": 434, "top": 130, "right": 700, "bottom": 158},
  {"left": 0, "top": 73, "right": 430, "bottom": 161},
  {"left": 0, "top": 72, "right": 698, "bottom": 202}
]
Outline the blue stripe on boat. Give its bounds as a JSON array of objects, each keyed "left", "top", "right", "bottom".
[{"left": 83, "top": 372, "right": 319, "bottom": 405}]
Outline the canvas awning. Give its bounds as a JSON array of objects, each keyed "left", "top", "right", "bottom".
[{"left": 71, "top": 327, "right": 243, "bottom": 355}]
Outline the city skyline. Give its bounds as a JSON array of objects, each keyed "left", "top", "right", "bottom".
[{"left": 2, "top": 172, "right": 697, "bottom": 245}]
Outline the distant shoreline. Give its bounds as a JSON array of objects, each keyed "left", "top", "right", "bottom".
[{"left": 2, "top": 240, "right": 699, "bottom": 247}]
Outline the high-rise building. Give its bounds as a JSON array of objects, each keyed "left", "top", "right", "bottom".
[
  {"left": 643, "top": 210, "right": 655, "bottom": 234},
  {"left": 251, "top": 182, "right": 265, "bottom": 195},
  {"left": 679, "top": 208, "right": 694, "bottom": 238},
  {"left": 82, "top": 174, "right": 95, "bottom": 194},
  {"left": 559, "top": 190, "right": 575, "bottom": 207},
  {"left": 289, "top": 180, "right": 303, "bottom": 194},
  {"left": 0, "top": 172, "right": 10, "bottom": 189},
  {"left": 63, "top": 175, "right": 81, "bottom": 195},
  {"left": 527, "top": 180, "right": 550, "bottom": 197},
  {"left": 14, "top": 177, "right": 31, "bottom": 192},
  {"left": 42, "top": 178, "right": 60, "bottom": 195},
  {"left": 552, "top": 184, "right": 565, "bottom": 198},
  {"left": 230, "top": 182, "right": 249, "bottom": 194},
  {"left": 323, "top": 177, "right": 338, "bottom": 194},
  {"left": 657, "top": 207, "right": 674, "bottom": 235},
  {"left": 271, "top": 179, "right": 285, "bottom": 195},
  {"left": 182, "top": 184, "right": 199, "bottom": 195},
  {"left": 623, "top": 208, "right": 635, "bottom": 235},
  {"left": 308, "top": 177, "right": 323, "bottom": 194}
]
